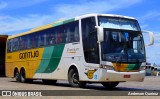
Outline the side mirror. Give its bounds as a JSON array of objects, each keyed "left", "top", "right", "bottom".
[
  {"left": 95, "top": 26, "right": 104, "bottom": 42},
  {"left": 142, "top": 30, "right": 154, "bottom": 46}
]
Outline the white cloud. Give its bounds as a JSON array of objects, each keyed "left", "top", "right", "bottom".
[
  {"left": 0, "top": 15, "right": 52, "bottom": 34},
  {"left": 0, "top": 0, "right": 142, "bottom": 34},
  {"left": 0, "top": 2, "right": 7, "bottom": 9},
  {"left": 54, "top": 0, "right": 142, "bottom": 18},
  {"left": 138, "top": 11, "right": 160, "bottom": 22},
  {"left": 138, "top": 11, "right": 160, "bottom": 32},
  {"left": 16, "top": 0, "right": 48, "bottom": 8},
  {"left": 0, "top": 0, "right": 48, "bottom": 10}
]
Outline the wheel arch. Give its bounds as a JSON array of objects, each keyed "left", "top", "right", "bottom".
[
  {"left": 68, "top": 64, "right": 79, "bottom": 76},
  {"left": 20, "top": 67, "right": 25, "bottom": 72},
  {"left": 20, "top": 67, "right": 26, "bottom": 77}
]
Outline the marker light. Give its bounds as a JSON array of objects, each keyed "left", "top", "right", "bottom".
[{"left": 140, "top": 66, "right": 146, "bottom": 70}]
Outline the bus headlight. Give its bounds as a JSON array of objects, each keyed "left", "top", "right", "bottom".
[
  {"left": 103, "top": 65, "right": 115, "bottom": 70},
  {"left": 140, "top": 66, "right": 146, "bottom": 70}
]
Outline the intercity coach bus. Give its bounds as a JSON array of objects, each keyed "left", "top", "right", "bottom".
[{"left": 5, "top": 14, "right": 154, "bottom": 88}]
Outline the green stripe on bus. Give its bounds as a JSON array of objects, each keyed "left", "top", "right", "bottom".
[
  {"left": 52, "top": 18, "right": 75, "bottom": 27},
  {"left": 36, "top": 46, "right": 54, "bottom": 73},
  {"left": 63, "top": 18, "right": 75, "bottom": 24},
  {"left": 43, "top": 44, "right": 65, "bottom": 73},
  {"left": 126, "top": 64, "right": 141, "bottom": 70},
  {"left": 36, "top": 44, "right": 65, "bottom": 73},
  {"left": 52, "top": 22, "right": 63, "bottom": 27}
]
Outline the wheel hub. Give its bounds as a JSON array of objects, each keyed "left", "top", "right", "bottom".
[{"left": 72, "top": 73, "right": 79, "bottom": 84}]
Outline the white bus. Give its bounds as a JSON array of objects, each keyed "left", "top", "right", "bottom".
[{"left": 6, "top": 14, "right": 154, "bottom": 88}]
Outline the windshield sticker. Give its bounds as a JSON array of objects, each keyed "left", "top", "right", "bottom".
[
  {"left": 94, "top": 74, "right": 98, "bottom": 80},
  {"left": 125, "top": 32, "right": 129, "bottom": 41},
  {"left": 85, "top": 70, "right": 97, "bottom": 79}
]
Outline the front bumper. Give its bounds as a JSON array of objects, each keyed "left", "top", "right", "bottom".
[{"left": 99, "top": 69, "right": 145, "bottom": 82}]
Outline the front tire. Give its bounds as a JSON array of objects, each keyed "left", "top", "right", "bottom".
[
  {"left": 68, "top": 69, "right": 86, "bottom": 88},
  {"left": 101, "top": 82, "right": 119, "bottom": 89}
]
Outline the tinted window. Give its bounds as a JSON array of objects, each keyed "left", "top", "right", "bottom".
[
  {"left": 11, "top": 37, "right": 19, "bottom": 51},
  {"left": 7, "top": 40, "right": 11, "bottom": 52},
  {"left": 7, "top": 21, "right": 79, "bottom": 52},
  {"left": 64, "top": 21, "right": 79, "bottom": 43},
  {"left": 82, "top": 17, "right": 100, "bottom": 64}
]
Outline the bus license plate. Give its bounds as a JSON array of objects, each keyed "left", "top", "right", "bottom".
[{"left": 124, "top": 75, "right": 130, "bottom": 78}]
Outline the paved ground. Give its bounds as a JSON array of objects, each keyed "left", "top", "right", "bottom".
[
  {"left": 0, "top": 76, "right": 160, "bottom": 90},
  {"left": 0, "top": 76, "right": 160, "bottom": 98}
]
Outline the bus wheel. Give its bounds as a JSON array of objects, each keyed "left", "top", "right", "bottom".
[
  {"left": 42, "top": 80, "right": 57, "bottom": 85},
  {"left": 101, "top": 82, "right": 119, "bottom": 89},
  {"left": 68, "top": 69, "right": 86, "bottom": 88},
  {"left": 20, "top": 69, "right": 27, "bottom": 83},
  {"left": 14, "top": 69, "right": 20, "bottom": 82}
]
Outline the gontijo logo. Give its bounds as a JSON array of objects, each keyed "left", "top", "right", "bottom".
[{"left": 19, "top": 50, "right": 39, "bottom": 59}]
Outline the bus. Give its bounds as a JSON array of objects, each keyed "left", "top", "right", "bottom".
[
  {"left": 5, "top": 14, "right": 154, "bottom": 88},
  {"left": 0, "top": 35, "right": 8, "bottom": 76}
]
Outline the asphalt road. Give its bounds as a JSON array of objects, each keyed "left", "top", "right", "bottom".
[{"left": 0, "top": 76, "right": 159, "bottom": 91}]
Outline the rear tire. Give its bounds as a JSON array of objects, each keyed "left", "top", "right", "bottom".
[
  {"left": 14, "top": 69, "right": 20, "bottom": 82},
  {"left": 101, "top": 82, "right": 119, "bottom": 89},
  {"left": 68, "top": 69, "right": 86, "bottom": 88},
  {"left": 20, "top": 69, "right": 32, "bottom": 83},
  {"left": 20, "top": 69, "right": 26, "bottom": 83}
]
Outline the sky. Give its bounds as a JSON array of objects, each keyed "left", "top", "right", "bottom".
[{"left": 0, "top": 0, "right": 160, "bottom": 65}]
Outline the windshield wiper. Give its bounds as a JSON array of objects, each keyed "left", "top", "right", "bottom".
[
  {"left": 122, "top": 37, "right": 129, "bottom": 62},
  {"left": 115, "top": 55, "right": 122, "bottom": 64}
]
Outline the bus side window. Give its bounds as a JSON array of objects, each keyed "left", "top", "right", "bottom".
[
  {"left": 26, "top": 35, "right": 31, "bottom": 49},
  {"left": 12, "top": 38, "right": 19, "bottom": 51},
  {"left": 38, "top": 32, "right": 44, "bottom": 47},
  {"left": 65, "top": 21, "right": 79, "bottom": 43},
  {"left": 66, "top": 27, "right": 72, "bottom": 43},
  {"left": 74, "top": 26, "right": 79, "bottom": 42},
  {"left": 31, "top": 34, "right": 36, "bottom": 48},
  {"left": 12, "top": 39, "right": 16, "bottom": 51},
  {"left": 62, "top": 27, "right": 67, "bottom": 43},
  {"left": 43, "top": 33, "right": 48, "bottom": 46},
  {"left": 57, "top": 32, "right": 62, "bottom": 44},
  {"left": 61, "top": 30, "right": 66, "bottom": 43},
  {"left": 49, "top": 34, "right": 55, "bottom": 45},
  {"left": 52, "top": 28, "right": 58, "bottom": 44},
  {"left": 20, "top": 37, "right": 24, "bottom": 50},
  {"left": 35, "top": 34, "right": 39, "bottom": 47},
  {"left": 57, "top": 26, "right": 63, "bottom": 44},
  {"left": 7, "top": 40, "right": 11, "bottom": 52}
]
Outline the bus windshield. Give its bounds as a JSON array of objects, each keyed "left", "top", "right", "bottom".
[
  {"left": 101, "top": 29, "right": 145, "bottom": 63},
  {"left": 98, "top": 16, "right": 140, "bottom": 31}
]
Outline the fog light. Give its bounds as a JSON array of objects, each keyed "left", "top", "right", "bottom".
[{"left": 103, "top": 65, "right": 115, "bottom": 70}]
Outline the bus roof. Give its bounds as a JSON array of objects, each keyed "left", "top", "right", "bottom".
[
  {"left": 8, "top": 13, "right": 137, "bottom": 39},
  {"left": 75, "top": 13, "right": 136, "bottom": 20}
]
